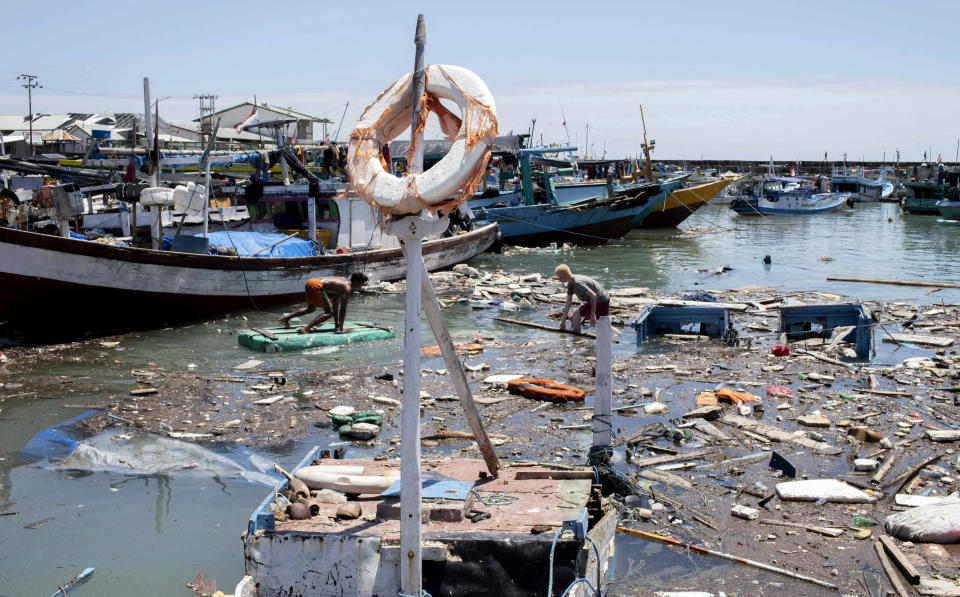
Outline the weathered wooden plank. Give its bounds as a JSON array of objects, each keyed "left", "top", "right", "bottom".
[
  {"left": 878, "top": 535, "right": 921, "bottom": 584},
  {"left": 720, "top": 414, "right": 842, "bottom": 455},
  {"left": 657, "top": 299, "right": 749, "bottom": 311},
  {"left": 828, "top": 276, "right": 960, "bottom": 290},
  {"left": 884, "top": 333, "right": 954, "bottom": 347}
]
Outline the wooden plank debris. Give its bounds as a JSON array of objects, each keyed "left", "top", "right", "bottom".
[
  {"left": 878, "top": 536, "right": 921, "bottom": 584},
  {"left": 491, "top": 316, "right": 596, "bottom": 338},
  {"left": 827, "top": 276, "right": 960, "bottom": 290},
  {"left": 883, "top": 333, "right": 954, "bottom": 347},
  {"left": 720, "top": 414, "right": 842, "bottom": 454}
]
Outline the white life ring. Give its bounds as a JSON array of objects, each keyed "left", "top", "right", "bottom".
[{"left": 347, "top": 64, "right": 498, "bottom": 216}]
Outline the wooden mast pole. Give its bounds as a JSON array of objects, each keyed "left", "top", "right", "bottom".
[
  {"left": 399, "top": 14, "right": 427, "bottom": 597},
  {"left": 639, "top": 104, "right": 654, "bottom": 182}
]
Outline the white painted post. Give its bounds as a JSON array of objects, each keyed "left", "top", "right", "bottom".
[
  {"left": 279, "top": 158, "right": 290, "bottom": 186},
  {"left": 143, "top": 77, "right": 160, "bottom": 249},
  {"left": 593, "top": 315, "right": 612, "bottom": 448},
  {"left": 398, "top": 222, "right": 423, "bottom": 597},
  {"left": 400, "top": 243, "right": 500, "bottom": 477},
  {"left": 307, "top": 197, "right": 317, "bottom": 242},
  {"left": 399, "top": 14, "right": 427, "bottom": 597},
  {"left": 202, "top": 160, "right": 211, "bottom": 239}
]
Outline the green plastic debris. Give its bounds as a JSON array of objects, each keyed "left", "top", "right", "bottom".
[
  {"left": 331, "top": 414, "right": 355, "bottom": 427},
  {"left": 839, "top": 392, "right": 857, "bottom": 400},
  {"left": 854, "top": 515, "right": 877, "bottom": 527}
]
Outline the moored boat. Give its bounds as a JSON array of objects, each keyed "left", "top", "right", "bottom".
[
  {"left": 902, "top": 181, "right": 949, "bottom": 214},
  {"left": 730, "top": 177, "right": 850, "bottom": 215},
  {"left": 830, "top": 163, "right": 882, "bottom": 202},
  {"left": 900, "top": 163, "right": 960, "bottom": 214},
  {"left": 0, "top": 222, "right": 497, "bottom": 330},
  {"left": 639, "top": 177, "right": 737, "bottom": 228},
  {"left": 935, "top": 188, "right": 960, "bottom": 220},
  {"left": 475, "top": 186, "right": 665, "bottom": 246}
]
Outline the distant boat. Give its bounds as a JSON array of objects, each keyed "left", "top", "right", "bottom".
[
  {"left": 639, "top": 177, "right": 738, "bottom": 228},
  {"left": 935, "top": 191, "right": 960, "bottom": 220},
  {"left": 880, "top": 180, "right": 895, "bottom": 200},
  {"left": 830, "top": 164, "right": 882, "bottom": 202},
  {"left": 902, "top": 181, "right": 950, "bottom": 214},
  {"left": 731, "top": 177, "right": 850, "bottom": 215},
  {"left": 900, "top": 163, "right": 959, "bottom": 214}
]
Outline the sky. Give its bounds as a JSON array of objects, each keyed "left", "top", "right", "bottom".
[{"left": 1, "top": 0, "right": 957, "bottom": 161}]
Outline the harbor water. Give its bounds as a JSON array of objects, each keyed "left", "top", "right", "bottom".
[{"left": 1, "top": 202, "right": 958, "bottom": 596}]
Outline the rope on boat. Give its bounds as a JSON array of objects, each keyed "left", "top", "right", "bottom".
[
  {"left": 215, "top": 203, "right": 262, "bottom": 312},
  {"left": 480, "top": 210, "right": 614, "bottom": 243}
]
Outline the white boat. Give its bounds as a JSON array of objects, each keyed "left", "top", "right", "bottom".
[
  {"left": 830, "top": 163, "right": 882, "bottom": 202},
  {"left": 731, "top": 177, "right": 850, "bottom": 215}
]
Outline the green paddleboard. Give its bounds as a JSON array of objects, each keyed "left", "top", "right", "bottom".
[{"left": 237, "top": 321, "right": 396, "bottom": 353}]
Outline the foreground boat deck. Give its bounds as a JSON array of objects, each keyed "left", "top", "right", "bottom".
[{"left": 244, "top": 453, "right": 615, "bottom": 597}]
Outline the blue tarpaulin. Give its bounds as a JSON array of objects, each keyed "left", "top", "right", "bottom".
[{"left": 203, "top": 231, "right": 317, "bottom": 257}]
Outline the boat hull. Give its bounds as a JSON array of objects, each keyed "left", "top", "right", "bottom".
[
  {"left": 935, "top": 200, "right": 960, "bottom": 220},
  {"left": 481, "top": 203, "right": 638, "bottom": 246},
  {"left": 0, "top": 224, "right": 497, "bottom": 330},
  {"left": 902, "top": 197, "right": 941, "bottom": 215},
  {"left": 902, "top": 182, "right": 948, "bottom": 214},
  {"left": 731, "top": 193, "right": 849, "bottom": 215},
  {"left": 640, "top": 178, "right": 733, "bottom": 228}
]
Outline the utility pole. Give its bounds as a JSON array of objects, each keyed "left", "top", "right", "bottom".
[
  {"left": 193, "top": 94, "right": 218, "bottom": 148},
  {"left": 18, "top": 74, "right": 41, "bottom": 156}
]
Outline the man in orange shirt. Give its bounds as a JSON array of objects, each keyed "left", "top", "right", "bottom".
[{"left": 280, "top": 273, "right": 368, "bottom": 334}]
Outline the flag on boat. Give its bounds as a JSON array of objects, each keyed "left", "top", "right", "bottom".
[{"left": 235, "top": 106, "right": 259, "bottom": 134}]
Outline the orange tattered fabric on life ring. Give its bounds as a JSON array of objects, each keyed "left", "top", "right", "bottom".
[
  {"left": 507, "top": 378, "right": 586, "bottom": 403},
  {"left": 346, "top": 64, "right": 498, "bottom": 217}
]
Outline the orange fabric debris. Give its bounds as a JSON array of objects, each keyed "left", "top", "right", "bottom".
[
  {"left": 716, "top": 388, "right": 760, "bottom": 404},
  {"left": 421, "top": 342, "right": 484, "bottom": 357},
  {"left": 695, "top": 391, "right": 719, "bottom": 406}
]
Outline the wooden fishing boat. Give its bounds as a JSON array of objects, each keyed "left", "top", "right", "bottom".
[
  {"left": 0, "top": 223, "right": 497, "bottom": 328},
  {"left": 475, "top": 184, "right": 667, "bottom": 246},
  {"left": 639, "top": 177, "right": 736, "bottom": 228},
  {"left": 902, "top": 182, "right": 949, "bottom": 215}
]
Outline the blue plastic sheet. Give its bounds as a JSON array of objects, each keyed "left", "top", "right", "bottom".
[
  {"left": 19, "top": 410, "right": 97, "bottom": 462},
  {"left": 202, "top": 231, "right": 316, "bottom": 258}
]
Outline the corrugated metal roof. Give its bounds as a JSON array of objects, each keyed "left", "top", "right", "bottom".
[
  {"left": 198, "top": 102, "right": 332, "bottom": 124},
  {"left": 42, "top": 129, "right": 81, "bottom": 142}
]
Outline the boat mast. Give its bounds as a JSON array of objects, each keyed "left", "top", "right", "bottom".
[{"left": 639, "top": 104, "right": 653, "bottom": 182}]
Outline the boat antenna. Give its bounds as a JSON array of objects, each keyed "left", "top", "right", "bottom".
[
  {"left": 332, "top": 101, "right": 349, "bottom": 143},
  {"left": 557, "top": 97, "right": 572, "bottom": 147}
]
